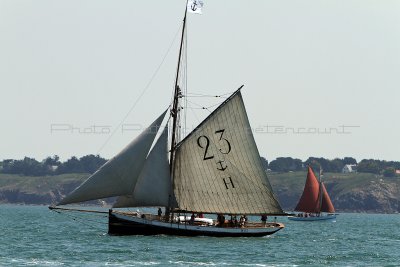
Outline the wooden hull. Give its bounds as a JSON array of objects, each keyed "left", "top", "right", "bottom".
[
  {"left": 109, "top": 210, "right": 284, "bottom": 237},
  {"left": 287, "top": 214, "right": 336, "bottom": 221}
]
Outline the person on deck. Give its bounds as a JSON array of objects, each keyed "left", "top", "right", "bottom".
[
  {"left": 232, "top": 216, "right": 238, "bottom": 227},
  {"left": 190, "top": 213, "right": 195, "bottom": 224},
  {"left": 158, "top": 208, "right": 162, "bottom": 218},
  {"left": 217, "top": 214, "right": 225, "bottom": 227},
  {"left": 261, "top": 214, "right": 267, "bottom": 225},
  {"left": 239, "top": 215, "right": 246, "bottom": 227},
  {"left": 243, "top": 215, "right": 248, "bottom": 226},
  {"left": 228, "top": 215, "right": 234, "bottom": 227}
]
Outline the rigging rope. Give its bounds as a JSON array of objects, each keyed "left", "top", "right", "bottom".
[
  {"left": 185, "top": 98, "right": 224, "bottom": 112},
  {"left": 97, "top": 24, "right": 182, "bottom": 154},
  {"left": 185, "top": 91, "right": 234, "bottom": 98},
  {"left": 50, "top": 208, "right": 108, "bottom": 230}
]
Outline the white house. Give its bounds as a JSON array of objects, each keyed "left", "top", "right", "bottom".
[{"left": 342, "top": 164, "right": 357, "bottom": 173}]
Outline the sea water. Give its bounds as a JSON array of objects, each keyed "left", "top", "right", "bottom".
[{"left": 0, "top": 205, "right": 399, "bottom": 266}]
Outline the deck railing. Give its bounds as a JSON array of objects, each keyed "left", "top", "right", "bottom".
[{"left": 113, "top": 210, "right": 280, "bottom": 228}]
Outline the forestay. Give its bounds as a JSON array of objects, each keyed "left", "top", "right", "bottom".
[{"left": 173, "top": 90, "right": 284, "bottom": 215}]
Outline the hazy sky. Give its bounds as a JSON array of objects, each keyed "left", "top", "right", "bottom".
[{"left": 1, "top": 0, "right": 399, "bottom": 162}]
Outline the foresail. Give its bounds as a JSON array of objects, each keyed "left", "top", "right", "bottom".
[
  {"left": 173, "top": 89, "right": 284, "bottom": 215},
  {"left": 58, "top": 110, "right": 167, "bottom": 205},
  {"left": 113, "top": 126, "right": 171, "bottom": 208}
]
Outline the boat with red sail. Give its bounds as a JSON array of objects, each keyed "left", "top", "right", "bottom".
[{"left": 288, "top": 166, "right": 336, "bottom": 221}]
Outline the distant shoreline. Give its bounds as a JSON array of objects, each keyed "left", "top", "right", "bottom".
[{"left": 1, "top": 171, "right": 399, "bottom": 213}]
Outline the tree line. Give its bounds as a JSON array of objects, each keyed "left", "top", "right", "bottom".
[
  {"left": 1, "top": 155, "right": 399, "bottom": 177},
  {"left": 263, "top": 157, "right": 400, "bottom": 177},
  {"left": 0, "top": 155, "right": 107, "bottom": 176}
]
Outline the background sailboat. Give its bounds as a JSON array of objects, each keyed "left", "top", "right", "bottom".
[{"left": 288, "top": 166, "right": 336, "bottom": 221}]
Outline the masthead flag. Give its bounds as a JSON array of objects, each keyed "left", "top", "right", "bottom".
[{"left": 187, "top": 0, "right": 204, "bottom": 14}]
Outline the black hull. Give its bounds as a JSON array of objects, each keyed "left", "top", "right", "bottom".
[{"left": 108, "top": 211, "right": 283, "bottom": 237}]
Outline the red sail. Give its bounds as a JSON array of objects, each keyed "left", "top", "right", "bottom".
[
  {"left": 320, "top": 183, "right": 335, "bottom": 213},
  {"left": 294, "top": 166, "right": 320, "bottom": 213},
  {"left": 294, "top": 166, "right": 335, "bottom": 213}
]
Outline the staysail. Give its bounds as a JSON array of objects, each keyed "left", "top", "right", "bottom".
[
  {"left": 113, "top": 126, "right": 171, "bottom": 208},
  {"left": 58, "top": 110, "right": 167, "bottom": 205},
  {"left": 173, "top": 89, "right": 284, "bottom": 215},
  {"left": 294, "top": 166, "right": 335, "bottom": 213}
]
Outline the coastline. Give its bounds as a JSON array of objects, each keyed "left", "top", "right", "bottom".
[{"left": 1, "top": 171, "right": 399, "bottom": 213}]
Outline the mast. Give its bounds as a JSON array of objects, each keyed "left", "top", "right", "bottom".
[
  {"left": 317, "top": 167, "right": 323, "bottom": 214},
  {"left": 168, "top": 2, "right": 188, "bottom": 210}
]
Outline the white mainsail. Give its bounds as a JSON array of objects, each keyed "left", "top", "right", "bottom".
[
  {"left": 113, "top": 126, "right": 171, "bottom": 208},
  {"left": 58, "top": 110, "right": 167, "bottom": 205},
  {"left": 173, "top": 90, "right": 283, "bottom": 215}
]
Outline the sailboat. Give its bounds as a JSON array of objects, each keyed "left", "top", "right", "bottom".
[
  {"left": 288, "top": 166, "right": 336, "bottom": 221},
  {"left": 50, "top": 0, "right": 286, "bottom": 237}
]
